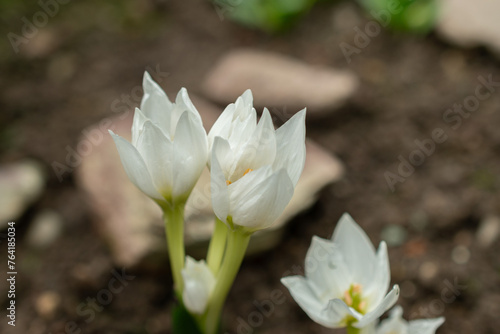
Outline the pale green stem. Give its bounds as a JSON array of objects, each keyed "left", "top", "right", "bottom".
[
  {"left": 203, "top": 228, "right": 251, "bottom": 334},
  {"left": 163, "top": 203, "right": 185, "bottom": 298},
  {"left": 347, "top": 325, "right": 361, "bottom": 334},
  {"left": 206, "top": 218, "right": 228, "bottom": 275}
]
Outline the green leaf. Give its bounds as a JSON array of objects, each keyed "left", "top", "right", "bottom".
[{"left": 172, "top": 303, "right": 204, "bottom": 334}]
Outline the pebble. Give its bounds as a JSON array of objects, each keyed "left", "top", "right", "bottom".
[
  {"left": 418, "top": 261, "right": 439, "bottom": 282},
  {"left": 35, "top": 291, "right": 61, "bottom": 319},
  {"left": 0, "top": 160, "right": 45, "bottom": 229},
  {"left": 26, "top": 210, "right": 64, "bottom": 249},
  {"left": 476, "top": 216, "right": 500, "bottom": 248},
  {"left": 202, "top": 49, "right": 359, "bottom": 117},
  {"left": 437, "top": 0, "right": 500, "bottom": 55},
  {"left": 451, "top": 245, "right": 471, "bottom": 265}
]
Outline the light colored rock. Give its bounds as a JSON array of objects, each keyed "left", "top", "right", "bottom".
[
  {"left": 437, "top": 0, "right": 500, "bottom": 55},
  {"left": 35, "top": 291, "right": 61, "bottom": 319},
  {"left": 476, "top": 215, "right": 500, "bottom": 248},
  {"left": 26, "top": 210, "right": 64, "bottom": 249},
  {"left": 76, "top": 96, "right": 344, "bottom": 267},
  {"left": 0, "top": 160, "right": 45, "bottom": 229},
  {"left": 380, "top": 224, "right": 407, "bottom": 247},
  {"left": 202, "top": 49, "right": 359, "bottom": 117}
]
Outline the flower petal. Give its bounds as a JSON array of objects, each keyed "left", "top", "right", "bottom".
[
  {"left": 228, "top": 168, "right": 294, "bottom": 230},
  {"left": 332, "top": 213, "right": 377, "bottom": 287},
  {"left": 208, "top": 103, "right": 236, "bottom": 152},
  {"left": 408, "top": 317, "right": 445, "bottom": 334},
  {"left": 135, "top": 121, "right": 174, "bottom": 198},
  {"left": 281, "top": 276, "right": 332, "bottom": 326},
  {"left": 141, "top": 72, "right": 172, "bottom": 133},
  {"left": 171, "top": 88, "right": 203, "bottom": 132},
  {"left": 172, "top": 111, "right": 208, "bottom": 198},
  {"left": 353, "top": 285, "right": 400, "bottom": 328},
  {"left": 364, "top": 241, "right": 390, "bottom": 307},
  {"left": 109, "top": 130, "right": 163, "bottom": 201},
  {"left": 182, "top": 256, "right": 216, "bottom": 315},
  {"left": 376, "top": 305, "right": 407, "bottom": 334},
  {"left": 305, "top": 236, "right": 351, "bottom": 302},
  {"left": 131, "top": 108, "right": 149, "bottom": 146},
  {"left": 211, "top": 138, "right": 231, "bottom": 223},
  {"left": 273, "top": 108, "right": 306, "bottom": 186}
]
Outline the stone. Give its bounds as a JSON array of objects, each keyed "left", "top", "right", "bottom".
[
  {"left": 0, "top": 160, "right": 46, "bottom": 229},
  {"left": 201, "top": 49, "right": 359, "bottom": 117},
  {"left": 76, "top": 96, "right": 344, "bottom": 267},
  {"left": 437, "top": 0, "right": 500, "bottom": 55},
  {"left": 380, "top": 224, "right": 407, "bottom": 247},
  {"left": 26, "top": 210, "right": 64, "bottom": 249},
  {"left": 35, "top": 291, "right": 61, "bottom": 319},
  {"left": 476, "top": 215, "right": 500, "bottom": 248}
]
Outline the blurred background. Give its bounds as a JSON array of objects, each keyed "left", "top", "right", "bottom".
[{"left": 1, "top": 0, "right": 499, "bottom": 333}]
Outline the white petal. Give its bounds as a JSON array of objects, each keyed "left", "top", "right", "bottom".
[
  {"left": 131, "top": 108, "right": 148, "bottom": 146},
  {"left": 377, "top": 305, "right": 408, "bottom": 334},
  {"left": 171, "top": 88, "right": 203, "bottom": 132},
  {"left": 211, "top": 139, "right": 230, "bottom": 224},
  {"left": 182, "top": 256, "right": 216, "bottom": 315},
  {"left": 141, "top": 72, "right": 172, "bottom": 133},
  {"left": 408, "top": 317, "right": 445, "bottom": 334},
  {"left": 332, "top": 213, "right": 377, "bottom": 287},
  {"left": 235, "top": 108, "right": 276, "bottom": 173},
  {"left": 135, "top": 121, "right": 174, "bottom": 199},
  {"left": 171, "top": 112, "right": 208, "bottom": 198},
  {"left": 281, "top": 276, "right": 332, "bottom": 327},
  {"left": 109, "top": 130, "right": 163, "bottom": 201},
  {"left": 208, "top": 103, "right": 236, "bottom": 151},
  {"left": 273, "top": 108, "right": 306, "bottom": 186},
  {"left": 229, "top": 168, "right": 294, "bottom": 231},
  {"left": 354, "top": 285, "right": 400, "bottom": 328},
  {"left": 364, "top": 241, "right": 390, "bottom": 307},
  {"left": 305, "top": 236, "right": 351, "bottom": 302},
  {"left": 322, "top": 298, "right": 361, "bottom": 328}
]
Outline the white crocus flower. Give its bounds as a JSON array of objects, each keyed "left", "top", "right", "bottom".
[
  {"left": 182, "top": 257, "right": 216, "bottom": 315},
  {"left": 360, "top": 306, "right": 445, "bottom": 334},
  {"left": 208, "top": 90, "right": 306, "bottom": 232},
  {"left": 109, "top": 72, "right": 208, "bottom": 204},
  {"left": 281, "top": 213, "right": 400, "bottom": 329}
]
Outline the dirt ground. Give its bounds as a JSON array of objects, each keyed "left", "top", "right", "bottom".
[{"left": 1, "top": 0, "right": 499, "bottom": 333}]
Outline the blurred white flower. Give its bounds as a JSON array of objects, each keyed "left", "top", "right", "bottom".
[
  {"left": 182, "top": 257, "right": 216, "bottom": 315},
  {"left": 109, "top": 72, "right": 208, "bottom": 204},
  {"left": 360, "top": 306, "right": 445, "bottom": 334},
  {"left": 209, "top": 90, "right": 306, "bottom": 231},
  {"left": 281, "top": 213, "right": 400, "bottom": 329}
]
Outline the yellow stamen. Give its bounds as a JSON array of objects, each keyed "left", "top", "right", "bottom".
[
  {"left": 226, "top": 180, "right": 232, "bottom": 186},
  {"left": 343, "top": 290, "right": 353, "bottom": 306},
  {"left": 243, "top": 168, "right": 253, "bottom": 176}
]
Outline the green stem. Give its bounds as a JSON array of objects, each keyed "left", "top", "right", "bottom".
[
  {"left": 206, "top": 218, "right": 228, "bottom": 275},
  {"left": 163, "top": 203, "right": 186, "bottom": 298},
  {"left": 347, "top": 325, "right": 361, "bottom": 334},
  {"left": 203, "top": 228, "right": 251, "bottom": 334}
]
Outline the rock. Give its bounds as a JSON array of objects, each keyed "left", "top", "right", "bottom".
[
  {"left": 437, "top": 0, "right": 500, "bottom": 55},
  {"left": 418, "top": 261, "right": 439, "bottom": 283},
  {"left": 0, "top": 160, "right": 45, "bottom": 229},
  {"left": 26, "top": 210, "right": 64, "bottom": 249},
  {"left": 76, "top": 96, "right": 344, "bottom": 267},
  {"left": 476, "top": 215, "right": 500, "bottom": 248},
  {"left": 35, "top": 291, "right": 61, "bottom": 319},
  {"left": 451, "top": 245, "right": 470, "bottom": 265},
  {"left": 201, "top": 49, "right": 359, "bottom": 117}
]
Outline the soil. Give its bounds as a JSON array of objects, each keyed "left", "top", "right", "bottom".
[{"left": 1, "top": 0, "right": 499, "bottom": 334}]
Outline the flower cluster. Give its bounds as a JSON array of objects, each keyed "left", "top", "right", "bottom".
[
  {"left": 110, "top": 72, "right": 445, "bottom": 334},
  {"left": 282, "top": 213, "right": 445, "bottom": 334}
]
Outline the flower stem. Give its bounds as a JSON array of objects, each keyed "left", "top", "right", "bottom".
[
  {"left": 203, "top": 228, "right": 251, "bottom": 334},
  {"left": 163, "top": 203, "right": 186, "bottom": 298},
  {"left": 206, "top": 218, "right": 228, "bottom": 275},
  {"left": 347, "top": 325, "right": 361, "bottom": 334}
]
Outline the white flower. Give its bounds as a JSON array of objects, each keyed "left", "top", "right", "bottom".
[
  {"left": 182, "top": 256, "right": 216, "bottom": 315},
  {"left": 209, "top": 90, "right": 306, "bottom": 231},
  {"left": 109, "top": 72, "right": 208, "bottom": 204},
  {"left": 281, "top": 213, "right": 400, "bottom": 329},
  {"left": 360, "top": 306, "right": 445, "bottom": 334}
]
